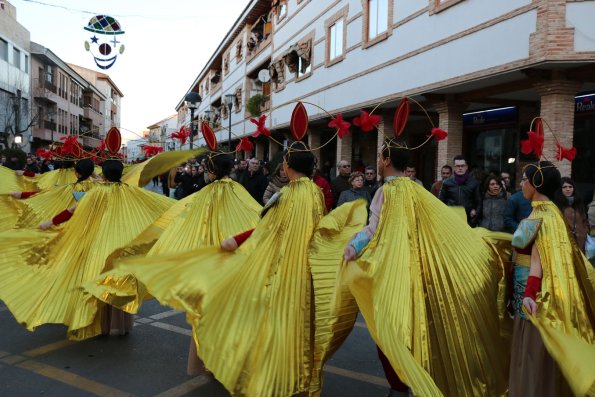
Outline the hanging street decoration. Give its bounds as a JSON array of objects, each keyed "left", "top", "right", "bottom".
[{"left": 84, "top": 15, "right": 125, "bottom": 70}]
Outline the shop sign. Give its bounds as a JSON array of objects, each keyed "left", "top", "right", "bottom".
[
  {"left": 463, "top": 107, "right": 517, "bottom": 127},
  {"left": 575, "top": 94, "right": 595, "bottom": 113}
]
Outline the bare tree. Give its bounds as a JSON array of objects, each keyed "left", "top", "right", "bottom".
[{"left": 0, "top": 88, "right": 38, "bottom": 151}]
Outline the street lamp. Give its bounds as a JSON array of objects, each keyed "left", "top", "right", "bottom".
[
  {"left": 184, "top": 92, "right": 202, "bottom": 149},
  {"left": 225, "top": 93, "right": 235, "bottom": 151},
  {"left": 47, "top": 108, "right": 56, "bottom": 149},
  {"left": 14, "top": 135, "right": 23, "bottom": 144}
]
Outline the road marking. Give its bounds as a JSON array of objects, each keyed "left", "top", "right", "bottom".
[
  {"left": 1, "top": 354, "right": 27, "bottom": 365},
  {"left": 17, "top": 360, "right": 135, "bottom": 397},
  {"left": 324, "top": 365, "right": 388, "bottom": 387},
  {"left": 0, "top": 306, "right": 8, "bottom": 312},
  {"left": 152, "top": 375, "right": 211, "bottom": 397},
  {"left": 149, "top": 310, "right": 182, "bottom": 320},
  {"left": 24, "top": 339, "right": 76, "bottom": 357},
  {"left": 135, "top": 317, "right": 154, "bottom": 324},
  {"left": 150, "top": 322, "right": 192, "bottom": 336},
  {"left": 354, "top": 321, "right": 367, "bottom": 329}
]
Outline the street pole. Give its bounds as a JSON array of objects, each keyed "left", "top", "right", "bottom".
[
  {"left": 228, "top": 108, "right": 232, "bottom": 151},
  {"left": 189, "top": 107, "right": 195, "bottom": 150}
]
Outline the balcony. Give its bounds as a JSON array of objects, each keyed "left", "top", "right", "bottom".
[
  {"left": 43, "top": 120, "right": 56, "bottom": 131},
  {"left": 44, "top": 80, "right": 57, "bottom": 94},
  {"left": 82, "top": 135, "right": 102, "bottom": 148}
]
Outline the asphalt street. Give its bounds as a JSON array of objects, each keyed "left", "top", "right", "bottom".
[
  {"left": 0, "top": 300, "right": 388, "bottom": 397},
  {"left": 0, "top": 182, "right": 389, "bottom": 397}
]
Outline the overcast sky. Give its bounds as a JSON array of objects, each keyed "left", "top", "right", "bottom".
[{"left": 11, "top": 0, "right": 249, "bottom": 142}]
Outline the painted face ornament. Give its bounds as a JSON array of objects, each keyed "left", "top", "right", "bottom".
[{"left": 84, "top": 15, "right": 125, "bottom": 70}]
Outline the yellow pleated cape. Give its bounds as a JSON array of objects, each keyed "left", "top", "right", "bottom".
[
  {"left": 109, "top": 177, "right": 366, "bottom": 397},
  {"left": 27, "top": 168, "right": 78, "bottom": 190},
  {"left": 526, "top": 202, "right": 595, "bottom": 396},
  {"left": 85, "top": 178, "right": 262, "bottom": 313},
  {"left": 0, "top": 183, "right": 174, "bottom": 340},
  {"left": 343, "top": 177, "right": 510, "bottom": 397},
  {"left": 11, "top": 179, "right": 98, "bottom": 229},
  {"left": 0, "top": 165, "right": 37, "bottom": 193}
]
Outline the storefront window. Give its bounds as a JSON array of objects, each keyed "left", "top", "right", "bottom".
[{"left": 463, "top": 107, "right": 518, "bottom": 178}]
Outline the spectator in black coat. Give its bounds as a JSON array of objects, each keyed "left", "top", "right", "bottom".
[
  {"left": 438, "top": 155, "right": 480, "bottom": 226},
  {"left": 241, "top": 158, "right": 268, "bottom": 203}
]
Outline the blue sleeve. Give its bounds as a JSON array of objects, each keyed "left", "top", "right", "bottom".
[{"left": 350, "top": 230, "right": 371, "bottom": 255}]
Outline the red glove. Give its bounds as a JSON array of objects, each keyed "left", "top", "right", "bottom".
[
  {"left": 23, "top": 170, "right": 36, "bottom": 177},
  {"left": 524, "top": 276, "right": 542, "bottom": 301},
  {"left": 233, "top": 229, "right": 255, "bottom": 247},
  {"left": 20, "top": 191, "right": 38, "bottom": 199},
  {"left": 52, "top": 209, "right": 74, "bottom": 225}
]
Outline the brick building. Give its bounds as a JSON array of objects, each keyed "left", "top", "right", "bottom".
[{"left": 176, "top": 0, "right": 595, "bottom": 191}]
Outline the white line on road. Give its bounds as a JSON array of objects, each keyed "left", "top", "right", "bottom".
[
  {"left": 149, "top": 310, "right": 182, "bottom": 320},
  {"left": 150, "top": 322, "right": 192, "bottom": 336}
]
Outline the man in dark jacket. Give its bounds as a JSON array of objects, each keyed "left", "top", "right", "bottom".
[
  {"left": 331, "top": 160, "right": 351, "bottom": 207},
  {"left": 363, "top": 166, "right": 380, "bottom": 198},
  {"left": 438, "top": 155, "right": 480, "bottom": 226},
  {"left": 241, "top": 158, "right": 268, "bottom": 203}
]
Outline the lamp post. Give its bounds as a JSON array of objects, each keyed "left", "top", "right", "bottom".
[
  {"left": 184, "top": 92, "right": 202, "bottom": 150},
  {"left": 225, "top": 93, "right": 235, "bottom": 151},
  {"left": 47, "top": 108, "right": 55, "bottom": 150}
]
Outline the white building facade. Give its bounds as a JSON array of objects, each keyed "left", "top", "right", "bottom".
[
  {"left": 177, "top": 0, "right": 595, "bottom": 189},
  {"left": 0, "top": 0, "right": 32, "bottom": 152}
]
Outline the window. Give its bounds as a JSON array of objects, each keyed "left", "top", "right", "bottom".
[
  {"left": 328, "top": 19, "right": 344, "bottom": 62},
  {"left": 24, "top": 55, "right": 28, "bottom": 73},
  {"left": 12, "top": 47, "right": 20, "bottom": 68},
  {"left": 431, "top": 0, "right": 465, "bottom": 14},
  {"left": 278, "top": 1, "right": 287, "bottom": 21},
  {"left": 368, "top": 0, "right": 388, "bottom": 40},
  {"left": 0, "top": 39, "right": 7, "bottom": 62},
  {"left": 298, "top": 57, "right": 311, "bottom": 78},
  {"left": 236, "top": 40, "right": 243, "bottom": 62}
]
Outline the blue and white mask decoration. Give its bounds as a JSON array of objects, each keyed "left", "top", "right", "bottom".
[{"left": 84, "top": 15, "right": 125, "bottom": 70}]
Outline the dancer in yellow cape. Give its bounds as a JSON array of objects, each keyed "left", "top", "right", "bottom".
[
  {"left": 84, "top": 151, "right": 262, "bottom": 375},
  {"left": 342, "top": 141, "right": 510, "bottom": 397},
  {"left": 0, "top": 160, "right": 174, "bottom": 340},
  {"left": 0, "top": 159, "right": 98, "bottom": 230},
  {"left": 509, "top": 161, "right": 595, "bottom": 397},
  {"left": 106, "top": 142, "right": 367, "bottom": 397}
]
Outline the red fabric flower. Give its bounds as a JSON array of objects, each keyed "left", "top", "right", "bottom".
[
  {"left": 96, "top": 139, "right": 107, "bottom": 153},
  {"left": 59, "top": 135, "right": 80, "bottom": 155},
  {"left": 556, "top": 143, "right": 576, "bottom": 162},
  {"left": 143, "top": 145, "right": 164, "bottom": 157},
  {"left": 171, "top": 126, "right": 191, "bottom": 145},
  {"left": 250, "top": 114, "right": 270, "bottom": 138},
  {"left": 35, "top": 148, "right": 53, "bottom": 160},
  {"left": 520, "top": 131, "right": 544, "bottom": 159},
  {"left": 430, "top": 128, "right": 448, "bottom": 141},
  {"left": 328, "top": 114, "right": 351, "bottom": 139},
  {"left": 353, "top": 111, "right": 380, "bottom": 133},
  {"left": 236, "top": 137, "right": 254, "bottom": 153}
]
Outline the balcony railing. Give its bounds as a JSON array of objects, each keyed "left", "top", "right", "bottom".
[
  {"left": 44, "top": 120, "right": 56, "bottom": 131},
  {"left": 44, "top": 81, "right": 57, "bottom": 94}
]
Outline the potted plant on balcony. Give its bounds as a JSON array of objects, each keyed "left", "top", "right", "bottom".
[{"left": 246, "top": 94, "right": 264, "bottom": 117}]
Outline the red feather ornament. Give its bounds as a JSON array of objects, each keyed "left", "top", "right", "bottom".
[
  {"left": 201, "top": 121, "right": 218, "bottom": 151},
  {"left": 290, "top": 102, "right": 309, "bottom": 141},
  {"left": 430, "top": 128, "right": 448, "bottom": 141},
  {"left": 393, "top": 98, "right": 410, "bottom": 137},
  {"left": 105, "top": 127, "right": 122, "bottom": 156}
]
